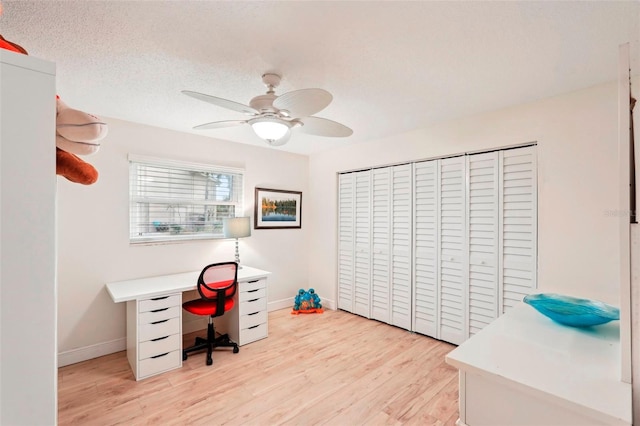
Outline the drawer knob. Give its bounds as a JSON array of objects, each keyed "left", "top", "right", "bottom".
[
  {"left": 151, "top": 319, "right": 169, "bottom": 325},
  {"left": 248, "top": 298, "right": 259, "bottom": 303},
  {"left": 150, "top": 336, "right": 169, "bottom": 342},
  {"left": 248, "top": 312, "right": 259, "bottom": 316},
  {"left": 150, "top": 352, "right": 169, "bottom": 359},
  {"left": 247, "top": 289, "right": 259, "bottom": 293},
  {"left": 151, "top": 307, "right": 169, "bottom": 313},
  {"left": 248, "top": 325, "right": 260, "bottom": 330},
  {"left": 247, "top": 280, "right": 259, "bottom": 283},
  {"left": 151, "top": 296, "right": 169, "bottom": 301}
]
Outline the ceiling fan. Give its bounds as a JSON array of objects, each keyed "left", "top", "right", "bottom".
[{"left": 182, "top": 73, "right": 353, "bottom": 147}]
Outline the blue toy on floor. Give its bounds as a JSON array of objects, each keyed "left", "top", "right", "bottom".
[{"left": 292, "top": 288, "right": 324, "bottom": 315}]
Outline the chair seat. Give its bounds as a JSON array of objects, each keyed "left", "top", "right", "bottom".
[{"left": 183, "top": 298, "right": 234, "bottom": 316}]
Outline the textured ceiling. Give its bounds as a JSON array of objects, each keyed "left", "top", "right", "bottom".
[{"left": 1, "top": 1, "right": 639, "bottom": 155}]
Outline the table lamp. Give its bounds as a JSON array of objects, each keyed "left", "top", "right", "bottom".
[{"left": 223, "top": 217, "right": 251, "bottom": 268}]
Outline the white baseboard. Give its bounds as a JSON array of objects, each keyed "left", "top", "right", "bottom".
[
  {"left": 59, "top": 298, "right": 338, "bottom": 368},
  {"left": 58, "top": 337, "right": 126, "bottom": 368},
  {"left": 323, "top": 298, "right": 336, "bottom": 310},
  {"left": 268, "top": 297, "right": 336, "bottom": 312},
  {"left": 268, "top": 298, "right": 294, "bottom": 312}
]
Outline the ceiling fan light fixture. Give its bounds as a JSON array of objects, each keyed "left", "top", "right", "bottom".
[{"left": 249, "top": 117, "right": 292, "bottom": 146}]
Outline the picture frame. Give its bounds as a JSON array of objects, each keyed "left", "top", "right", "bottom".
[{"left": 254, "top": 187, "right": 302, "bottom": 229}]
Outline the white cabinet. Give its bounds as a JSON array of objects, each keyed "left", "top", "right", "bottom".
[
  {"left": 0, "top": 51, "right": 57, "bottom": 425},
  {"left": 337, "top": 146, "right": 538, "bottom": 345},
  {"left": 127, "top": 294, "right": 182, "bottom": 380},
  {"left": 221, "top": 276, "right": 269, "bottom": 345},
  {"left": 446, "top": 304, "right": 631, "bottom": 426}
]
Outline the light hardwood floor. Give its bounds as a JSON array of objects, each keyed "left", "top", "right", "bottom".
[{"left": 58, "top": 309, "right": 459, "bottom": 425}]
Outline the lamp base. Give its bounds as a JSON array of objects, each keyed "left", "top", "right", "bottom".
[{"left": 235, "top": 239, "right": 243, "bottom": 269}]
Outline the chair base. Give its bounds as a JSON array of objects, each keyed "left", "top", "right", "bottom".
[{"left": 182, "top": 319, "right": 239, "bottom": 366}]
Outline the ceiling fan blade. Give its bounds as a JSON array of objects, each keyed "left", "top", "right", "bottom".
[
  {"left": 193, "top": 120, "right": 247, "bottom": 130},
  {"left": 273, "top": 88, "right": 333, "bottom": 118},
  {"left": 182, "top": 90, "right": 258, "bottom": 115},
  {"left": 299, "top": 116, "right": 353, "bottom": 137}
]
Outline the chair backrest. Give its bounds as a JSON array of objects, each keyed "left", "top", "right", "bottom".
[{"left": 197, "top": 262, "right": 238, "bottom": 302}]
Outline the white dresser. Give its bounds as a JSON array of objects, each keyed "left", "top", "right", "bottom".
[
  {"left": 446, "top": 303, "right": 631, "bottom": 426},
  {"left": 107, "top": 266, "right": 271, "bottom": 380}
]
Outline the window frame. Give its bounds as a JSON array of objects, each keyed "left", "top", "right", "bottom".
[{"left": 128, "top": 154, "right": 244, "bottom": 245}]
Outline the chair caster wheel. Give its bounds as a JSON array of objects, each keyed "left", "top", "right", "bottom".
[
  {"left": 206, "top": 358, "right": 213, "bottom": 366},
  {"left": 233, "top": 346, "right": 239, "bottom": 354},
  {"left": 183, "top": 353, "right": 187, "bottom": 361}
]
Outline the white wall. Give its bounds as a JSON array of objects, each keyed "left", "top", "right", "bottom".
[
  {"left": 56, "top": 118, "right": 309, "bottom": 356},
  {"left": 308, "top": 80, "right": 623, "bottom": 306}
]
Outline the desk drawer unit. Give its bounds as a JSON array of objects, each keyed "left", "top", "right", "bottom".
[
  {"left": 126, "top": 293, "right": 182, "bottom": 380},
  {"left": 217, "top": 277, "right": 269, "bottom": 346}
]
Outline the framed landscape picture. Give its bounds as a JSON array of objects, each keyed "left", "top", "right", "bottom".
[{"left": 254, "top": 187, "right": 302, "bottom": 229}]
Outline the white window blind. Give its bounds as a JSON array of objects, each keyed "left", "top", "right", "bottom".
[{"left": 129, "top": 155, "right": 244, "bottom": 243}]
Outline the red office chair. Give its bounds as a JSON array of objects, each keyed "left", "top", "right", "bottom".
[{"left": 182, "top": 261, "right": 240, "bottom": 365}]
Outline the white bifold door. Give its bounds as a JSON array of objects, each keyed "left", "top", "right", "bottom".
[
  {"left": 337, "top": 172, "right": 354, "bottom": 312},
  {"left": 499, "top": 147, "right": 537, "bottom": 313},
  {"left": 390, "top": 165, "right": 413, "bottom": 329},
  {"left": 338, "top": 170, "right": 373, "bottom": 315},
  {"left": 337, "top": 169, "right": 373, "bottom": 317},
  {"left": 338, "top": 145, "right": 537, "bottom": 345},
  {"left": 466, "top": 152, "right": 499, "bottom": 338},
  {"left": 338, "top": 165, "right": 413, "bottom": 327}
]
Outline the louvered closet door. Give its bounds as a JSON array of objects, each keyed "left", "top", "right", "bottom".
[
  {"left": 337, "top": 173, "right": 355, "bottom": 312},
  {"left": 413, "top": 160, "right": 438, "bottom": 337},
  {"left": 467, "top": 152, "right": 499, "bottom": 337},
  {"left": 439, "top": 156, "right": 467, "bottom": 345},
  {"left": 390, "top": 164, "right": 412, "bottom": 329},
  {"left": 371, "top": 168, "right": 391, "bottom": 323},
  {"left": 500, "top": 146, "right": 537, "bottom": 313},
  {"left": 353, "top": 170, "right": 372, "bottom": 318}
]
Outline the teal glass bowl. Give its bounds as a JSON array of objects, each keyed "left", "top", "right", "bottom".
[{"left": 523, "top": 293, "right": 620, "bottom": 327}]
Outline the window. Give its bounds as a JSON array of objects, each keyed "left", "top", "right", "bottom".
[{"left": 129, "top": 155, "right": 244, "bottom": 244}]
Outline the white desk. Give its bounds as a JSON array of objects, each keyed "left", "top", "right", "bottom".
[
  {"left": 106, "top": 266, "right": 271, "bottom": 380},
  {"left": 446, "top": 303, "right": 631, "bottom": 426}
]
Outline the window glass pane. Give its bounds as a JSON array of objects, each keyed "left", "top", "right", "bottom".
[{"left": 129, "top": 158, "right": 243, "bottom": 243}]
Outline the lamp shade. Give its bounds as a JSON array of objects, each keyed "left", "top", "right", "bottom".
[{"left": 223, "top": 217, "right": 251, "bottom": 239}]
